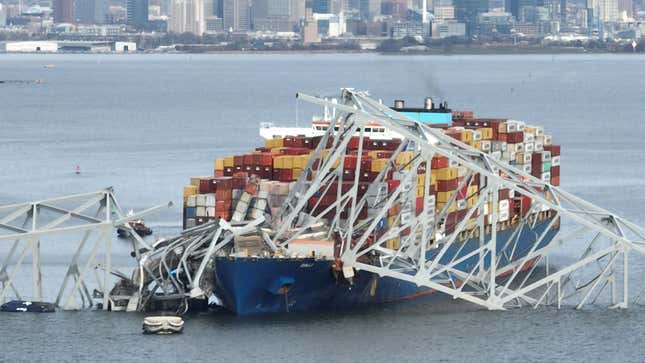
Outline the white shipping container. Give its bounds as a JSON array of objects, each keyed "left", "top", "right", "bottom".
[
  {"left": 472, "top": 130, "right": 482, "bottom": 141},
  {"left": 552, "top": 156, "right": 560, "bottom": 166},
  {"left": 240, "top": 192, "right": 252, "bottom": 204},
  {"left": 205, "top": 193, "right": 216, "bottom": 207},
  {"left": 516, "top": 121, "right": 525, "bottom": 131},
  {"left": 544, "top": 135, "right": 552, "bottom": 145},
  {"left": 457, "top": 199, "right": 467, "bottom": 210},
  {"left": 534, "top": 141, "right": 544, "bottom": 151},
  {"left": 186, "top": 195, "right": 197, "bottom": 207},
  {"left": 232, "top": 189, "right": 243, "bottom": 200},
  {"left": 541, "top": 172, "right": 551, "bottom": 183},
  {"left": 449, "top": 159, "right": 459, "bottom": 167},
  {"left": 481, "top": 140, "right": 492, "bottom": 152},
  {"left": 524, "top": 133, "right": 534, "bottom": 143},
  {"left": 196, "top": 206, "right": 207, "bottom": 217},
  {"left": 499, "top": 199, "right": 510, "bottom": 213},
  {"left": 231, "top": 210, "right": 246, "bottom": 222},
  {"left": 541, "top": 151, "right": 552, "bottom": 161},
  {"left": 516, "top": 152, "right": 531, "bottom": 164},
  {"left": 491, "top": 151, "right": 502, "bottom": 160},
  {"left": 185, "top": 218, "right": 196, "bottom": 228},
  {"left": 524, "top": 143, "right": 534, "bottom": 153},
  {"left": 258, "top": 190, "right": 269, "bottom": 199},
  {"left": 513, "top": 143, "right": 524, "bottom": 152},
  {"left": 535, "top": 126, "right": 544, "bottom": 136},
  {"left": 506, "top": 121, "right": 518, "bottom": 132},
  {"left": 457, "top": 166, "right": 468, "bottom": 177},
  {"left": 206, "top": 207, "right": 216, "bottom": 217},
  {"left": 498, "top": 210, "right": 510, "bottom": 222},
  {"left": 196, "top": 194, "right": 206, "bottom": 207}
]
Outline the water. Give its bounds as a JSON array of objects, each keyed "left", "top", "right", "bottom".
[{"left": 2, "top": 53, "right": 645, "bottom": 362}]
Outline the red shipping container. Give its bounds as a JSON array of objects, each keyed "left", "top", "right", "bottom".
[
  {"left": 245, "top": 183, "right": 257, "bottom": 195},
  {"left": 359, "top": 171, "right": 378, "bottom": 182},
  {"left": 544, "top": 145, "right": 561, "bottom": 156},
  {"left": 506, "top": 131, "right": 524, "bottom": 144},
  {"left": 234, "top": 165, "right": 243, "bottom": 173},
  {"left": 519, "top": 196, "right": 531, "bottom": 216},
  {"left": 438, "top": 178, "right": 458, "bottom": 192},
  {"left": 213, "top": 177, "right": 233, "bottom": 190},
  {"left": 342, "top": 169, "right": 356, "bottom": 181},
  {"left": 431, "top": 156, "right": 449, "bottom": 169},
  {"left": 216, "top": 200, "right": 232, "bottom": 212},
  {"left": 551, "top": 166, "right": 560, "bottom": 177},
  {"left": 215, "top": 210, "right": 231, "bottom": 220},
  {"left": 415, "top": 198, "right": 424, "bottom": 215},
  {"left": 344, "top": 155, "right": 357, "bottom": 169},
  {"left": 199, "top": 178, "right": 214, "bottom": 193},
  {"left": 216, "top": 189, "right": 232, "bottom": 201},
  {"left": 224, "top": 167, "right": 234, "bottom": 177},
  {"left": 282, "top": 147, "right": 310, "bottom": 156},
  {"left": 234, "top": 155, "right": 244, "bottom": 167},
  {"left": 551, "top": 176, "right": 560, "bottom": 186},
  {"left": 387, "top": 180, "right": 401, "bottom": 193},
  {"left": 214, "top": 170, "right": 224, "bottom": 177},
  {"left": 243, "top": 154, "right": 254, "bottom": 166}
]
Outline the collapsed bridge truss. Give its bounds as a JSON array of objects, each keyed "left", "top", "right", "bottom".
[{"left": 260, "top": 89, "right": 645, "bottom": 310}]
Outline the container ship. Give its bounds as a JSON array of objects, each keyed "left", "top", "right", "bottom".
[{"left": 178, "top": 95, "right": 562, "bottom": 315}]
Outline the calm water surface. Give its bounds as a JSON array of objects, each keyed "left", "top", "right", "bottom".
[{"left": 1, "top": 53, "right": 645, "bottom": 362}]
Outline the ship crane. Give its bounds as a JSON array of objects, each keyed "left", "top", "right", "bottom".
[{"left": 263, "top": 89, "right": 645, "bottom": 310}]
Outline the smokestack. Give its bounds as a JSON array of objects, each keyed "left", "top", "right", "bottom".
[
  {"left": 424, "top": 97, "right": 433, "bottom": 110},
  {"left": 394, "top": 100, "right": 405, "bottom": 108}
]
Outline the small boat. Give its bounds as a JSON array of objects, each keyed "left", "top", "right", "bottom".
[
  {"left": 142, "top": 316, "right": 184, "bottom": 334},
  {"left": 117, "top": 219, "right": 153, "bottom": 238},
  {"left": 1, "top": 300, "right": 56, "bottom": 313}
]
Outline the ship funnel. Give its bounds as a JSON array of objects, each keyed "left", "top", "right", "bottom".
[
  {"left": 424, "top": 97, "right": 433, "bottom": 110},
  {"left": 394, "top": 100, "right": 405, "bottom": 108}
]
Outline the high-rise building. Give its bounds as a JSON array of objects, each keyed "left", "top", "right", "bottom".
[
  {"left": 0, "top": 4, "right": 7, "bottom": 26},
  {"left": 54, "top": 0, "right": 74, "bottom": 23},
  {"left": 223, "top": 0, "right": 249, "bottom": 31},
  {"left": 252, "top": 0, "right": 305, "bottom": 31},
  {"left": 169, "top": 0, "right": 206, "bottom": 34},
  {"left": 617, "top": 0, "right": 632, "bottom": 17},
  {"left": 127, "top": 0, "right": 150, "bottom": 28},
  {"left": 312, "top": 0, "right": 330, "bottom": 13},
  {"left": 75, "top": 0, "right": 107, "bottom": 24},
  {"left": 453, "top": 0, "right": 488, "bottom": 31}
]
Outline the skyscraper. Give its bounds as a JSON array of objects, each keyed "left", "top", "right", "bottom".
[
  {"left": 127, "top": 0, "right": 150, "bottom": 28},
  {"left": 169, "top": 0, "right": 206, "bottom": 34},
  {"left": 223, "top": 0, "right": 249, "bottom": 31},
  {"left": 54, "top": 0, "right": 74, "bottom": 23},
  {"left": 75, "top": 0, "right": 107, "bottom": 24}
]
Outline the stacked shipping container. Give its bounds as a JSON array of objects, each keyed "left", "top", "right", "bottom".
[{"left": 182, "top": 116, "right": 561, "bottom": 242}]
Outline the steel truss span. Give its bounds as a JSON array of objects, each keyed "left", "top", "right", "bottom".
[
  {"left": 0, "top": 188, "right": 170, "bottom": 310},
  {"left": 265, "top": 89, "right": 645, "bottom": 310}
]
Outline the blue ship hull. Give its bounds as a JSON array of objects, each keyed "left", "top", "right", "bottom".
[{"left": 213, "top": 216, "right": 559, "bottom": 315}]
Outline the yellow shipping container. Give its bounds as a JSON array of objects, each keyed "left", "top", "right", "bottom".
[
  {"left": 417, "top": 174, "right": 426, "bottom": 186},
  {"left": 184, "top": 185, "right": 198, "bottom": 197},
  {"left": 435, "top": 167, "right": 458, "bottom": 181},
  {"left": 460, "top": 130, "right": 473, "bottom": 143},
  {"left": 437, "top": 191, "right": 456, "bottom": 203},
  {"left": 387, "top": 216, "right": 398, "bottom": 227},
  {"left": 273, "top": 156, "right": 283, "bottom": 169},
  {"left": 467, "top": 195, "right": 478, "bottom": 208},
  {"left": 190, "top": 177, "right": 201, "bottom": 187},
  {"left": 293, "top": 168, "right": 303, "bottom": 179},
  {"left": 436, "top": 202, "right": 457, "bottom": 213},
  {"left": 396, "top": 151, "right": 413, "bottom": 166},
  {"left": 481, "top": 128, "right": 493, "bottom": 140},
  {"left": 292, "top": 155, "right": 303, "bottom": 169},
  {"left": 431, "top": 174, "right": 437, "bottom": 186},
  {"left": 224, "top": 156, "right": 235, "bottom": 168},
  {"left": 386, "top": 238, "right": 401, "bottom": 250},
  {"left": 416, "top": 185, "right": 425, "bottom": 198},
  {"left": 214, "top": 159, "right": 225, "bottom": 171},
  {"left": 471, "top": 141, "right": 481, "bottom": 150}
]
